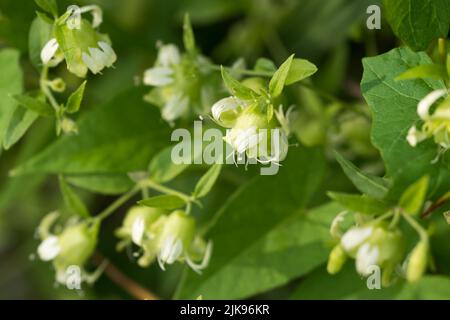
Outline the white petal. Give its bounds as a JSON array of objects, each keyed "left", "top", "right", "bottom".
[
  {"left": 356, "top": 243, "right": 379, "bottom": 276},
  {"left": 211, "top": 97, "right": 241, "bottom": 122},
  {"left": 80, "top": 5, "right": 103, "bottom": 28},
  {"left": 159, "top": 235, "right": 183, "bottom": 265},
  {"left": 417, "top": 90, "right": 447, "bottom": 119},
  {"left": 162, "top": 94, "right": 189, "bottom": 122},
  {"left": 143, "top": 67, "right": 174, "bottom": 86},
  {"left": 41, "top": 38, "right": 59, "bottom": 65},
  {"left": 82, "top": 52, "right": 103, "bottom": 74},
  {"left": 157, "top": 44, "right": 180, "bottom": 67},
  {"left": 37, "top": 236, "right": 60, "bottom": 261},
  {"left": 98, "top": 41, "right": 117, "bottom": 67},
  {"left": 131, "top": 217, "right": 145, "bottom": 246},
  {"left": 341, "top": 226, "right": 373, "bottom": 252}
]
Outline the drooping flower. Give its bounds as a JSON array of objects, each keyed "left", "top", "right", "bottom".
[
  {"left": 36, "top": 212, "right": 99, "bottom": 284},
  {"left": 337, "top": 223, "right": 404, "bottom": 281},
  {"left": 116, "top": 208, "right": 212, "bottom": 274},
  {"left": 407, "top": 89, "right": 450, "bottom": 151},
  {"left": 40, "top": 5, "right": 117, "bottom": 77}
]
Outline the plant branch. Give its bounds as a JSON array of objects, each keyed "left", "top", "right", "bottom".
[
  {"left": 96, "top": 185, "right": 141, "bottom": 221},
  {"left": 92, "top": 252, "right": 159, "bottom": 300},
  {"left": 421, "top": 195, "right": 450, "bottom": 219}
]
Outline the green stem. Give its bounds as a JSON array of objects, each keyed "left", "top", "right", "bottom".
[
  {"left": 96, "top": 185, "right": 141, "bottom": 221},
  {"left": 401, "top": 210, "right": 428, "bottom": 241},
  {"left": 40, "top": 65, "right": 61, "bottom": 114},
  {"left": 438, "top": 38, "right": 447, "bottom": 66}
]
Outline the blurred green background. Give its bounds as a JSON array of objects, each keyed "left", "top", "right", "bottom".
[{"left": 0, "top": 0, "right": 400, "bottom": 299}]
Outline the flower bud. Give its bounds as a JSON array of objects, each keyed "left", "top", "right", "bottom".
[
  {"left": 53, "top": 221, "right": 99, "bottom": 272},
  {"left": 59, "top": 117, "right": 79, "bottom": 135},
  {"left": 115, "top": 206, "right": 164, "bottom": 248},
  {"left": 48, "top": 78, "right": 66, "bottom": 93},
  {"left": 406, "top": 240, "right": 429, "bottom": 283},
  {"left": 327, "top": 244, "right": 347, "bottom": 274}
]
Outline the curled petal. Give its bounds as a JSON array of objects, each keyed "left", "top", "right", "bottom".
[
  {"left": 341, "top": 226, "right": 373, "bottom": 252},
  {"left": 185, "top": 241, "right": 213, "bottom": 274},
  {"left": 143, "top": 67, "right": 174, "bottom": 87},
  {"left": 211, "top": 97, "right": 242, "bottom": 127},
  {"left": 80, "top": 5, "right": 103, "bottom": 28},
  {"left": 82, "top": 51, "right": 103, "bottom": 74},
  {"left": 37, "top": 236, "right": 60, "bottom": 261},
  {"left": 40, "top": 38, "right": 59, "bottom": 65},
  {"left": 158, "top": 236, "right": 183, "bottom": 269},
  {"left": 407, "top": 126, "right": 428, "bottom": 147},
  {"left": 417, "top": 89, "right": 447, "bottom": 120}
]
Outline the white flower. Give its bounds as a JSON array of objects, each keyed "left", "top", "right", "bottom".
[
  {"left": 341, "top": 226, "right": 373, "bottom": 252},
  {"left": 355, "top": 243, "right": 379, "bottom": 276},
  {"left": 143, "top": 67, "right": 174, "bottom": 86},
  {"left": 330, "top": 211, "right": 348, "bottom": 239},
  {"left": 37, "top": 236, "right": 60, "bottom": 261},
  {"left": 81, "top": 41, "right": 117, "bottom": 74},
  {"left": 417, "top": 89, "right": 447, "bottom": 120},
  {"left": 157, "top": 44, "right": 181, "bottom": 67},
  {"left": 161, "top": 93, "right": 189, "bottom": 122},
  {"left": 131, "top": 216, "right": 145, "bottom": 246},
  {"left": 40, "top": 38, "right": 60, "bottom": 66}
]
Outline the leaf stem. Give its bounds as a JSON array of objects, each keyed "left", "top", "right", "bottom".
[
  {"left": 144, "top": 179, "right": 193, "bottom": 203},
  {"left": 401, "top": 210, "right": 428, "bottom": 241}
]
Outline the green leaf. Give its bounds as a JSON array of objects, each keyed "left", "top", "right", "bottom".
[
  {"left": 66, "top": 174, "right": 134, "bottom": 196},
  {"left": 59, "top": 175, "right": 90, "bottom": 218},
  {"left": 221, "top": 66, "right": 256, "bottom": 100},
  {"left": 361, "top": 47, "right": 448, "bottom": 199},
  {"left": 28, "top": 16, "right": 53, "bottom": 70},
  {"left": 12, "top": 87, "right": 170, "bottom": 175},
  {"left": 138, "top": 195, "right": 186, "bottom": 210},
  {"left": 285, "top": 59, "right": 318, "bottom": 85},
  {"left": 383, "top": 0, "right": 450, "bottom": 51},
  {"left": 66, "top": 81, "right": 87, "bottom": 114},
  {"left": 399, "top": 175, "right": 429, "bottom": 216},
  {"left": 183, "top": 13, "right": 196, "bottom": 55},
  {"left": 269, "top": 54, "right": 294, "bottom": 98},
  {"left": 3, "top": 107, "right": 39, "bottom": 150},
  {"left": 335, "top": 151, "right": 389, "bottom": 199},
  {"left": 327, "top": 192, "right": 390, "bottom": 215},
  {"left": 149, "top": 146, "right": 190, "bottom": 183},
  {"left": 34, "top": 0, "right": 58, "bottom": 18},
  {"left": 291, "top": 264, "right": 450, "bottom": 299},
  {"left": 13, "top": 93, "right": 54, "bottom": 117},
  {"left": 0, "top": 49, "right": 23, "bottom": 149},
  {"left": 193, "top": 164, "right": 222, "bottom": 199},
  {"left": 395, "top": 64, "right": 448, "bottom": 81},
  {"left": 176, "top": 147, "right": 329, "bottom": 299}
]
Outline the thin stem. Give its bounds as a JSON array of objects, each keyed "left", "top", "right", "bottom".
[
  {"left": 401, "top": 210, "right": 428, "bottom": 241},
  {"left": 421, "top": 195, "right": 450, "bottom": 219},
  {"left": 40, "top": 65, "right": 61, "bottom": 113},
  {"left": 96, "top": 185, "right": 141, "bottom": 221},
  {"left": 93, "top": 253, "right": 159, "bottom": 300}
]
